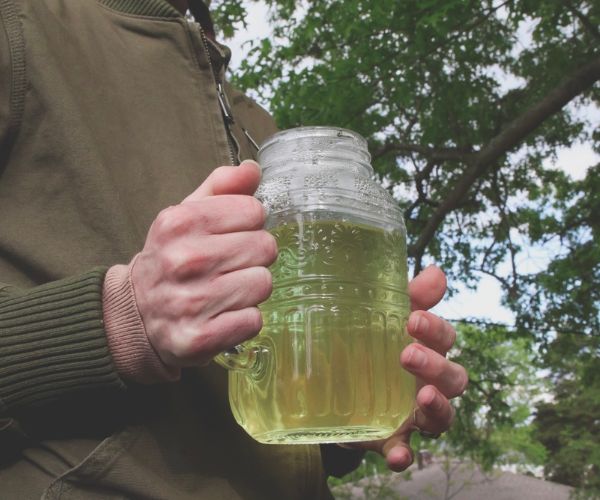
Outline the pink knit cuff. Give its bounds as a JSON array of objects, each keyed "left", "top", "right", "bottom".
[{"left": 102, "top": 261, "right": 180, "bottom": 384}]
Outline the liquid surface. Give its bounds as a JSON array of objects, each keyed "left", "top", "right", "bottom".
[{"left": 229, "top": 219, "right": 414, "bottom": 444}]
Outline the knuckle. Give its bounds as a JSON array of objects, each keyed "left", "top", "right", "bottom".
[
  {"left": 168, "top": 338, "right": 189, "bottom": 361},
  {"left": 177, "top": 290, "right": 209, "bottom": 318},
  {"left": 246, "top": 307, "right": 263, "bottom": 334},
  {"left": 195, "top": 324, "right": 218, "bottom": 354},
  {"left": 256, "top": 267, "right": 273, "bottom": 299},
  {"left": 158, "top": 245, "right": 214, "bottom": 282},
  {"left": 158, "top": 250, "right": 182, "bottom": 277},
  {"left": 162, "top": 293, "right": 184, "bottom": 318},
  {"left": 229, "top": 308, "right": 263, "bottom": 344},
  {"left": 242, "top": 196, "right": 266, "bottom": 226},
  {"left": 433, "top": 362, "right": 446, "bottom": 380},
  {"left": 153, "top": 205, "right": 195, "bottom": 240},
  {"left": 152, "top": 206, "right": 175, "bottom": 236},
  {"left": 159, "top": 249, "right": 198, "bottom": 280},
  {"left": 180, "top": 248, "right": 214, "bottom": 279},
  {"left": 183, "top": 200, "right": 212, "bottom": 231},
  {"left": 259, "top": 231, "right": 278, "bottom": 263},
  {"left": 451, "top": 367, "right": 469, "bottom": 397},
  {"left": 459, "top": 368, "right": 469, "bottom": 393},
  {"left": 444, "top": 322, "right": 457, "bottom": 351},
  {"left": 448, "top": 405, "right": 457, "bottom": 426},
  {"left": 154, "top": 206, "right": 182, "bottom": 235},
  {"left": 165, "top": 327, "right": 194, "bottom": 360},
  {"left": 177, "top": 323, "right": 220, "bottom": 362}
]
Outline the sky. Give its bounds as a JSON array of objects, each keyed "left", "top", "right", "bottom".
[{"left": 223, "top": 1, "right": 599, "bottom": 326}]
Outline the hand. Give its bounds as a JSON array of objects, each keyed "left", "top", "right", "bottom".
[
  {"left": 131, "top": 160, "right": 278, "bottom": 367},
  {"left": 349, "top": 266, "right": 468, "bottom": 471}
]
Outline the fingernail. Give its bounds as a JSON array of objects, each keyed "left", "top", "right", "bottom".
[
  {"left": 424, "top": 390, "right": 442, "bottom": 411},
  {"left": 406, "top": 347, "right": 426, "bottom": 368},
  {"left": 240, "top": 159, "right": 261, "bottom": 169},
  {"left": 409, "top": 314, "right": 429, "bottom": 336}
]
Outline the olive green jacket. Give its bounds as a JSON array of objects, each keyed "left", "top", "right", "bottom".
[{"left": 0, "top": 0, "right": 360, "bottom": 497}]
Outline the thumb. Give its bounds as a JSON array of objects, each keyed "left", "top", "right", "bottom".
[{"left": 183, "top": 160, "right": 261, "bottom": 202}]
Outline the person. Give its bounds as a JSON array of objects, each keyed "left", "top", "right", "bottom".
[{"left": 0, "top": 0, "right": 468, "bottom": 498}]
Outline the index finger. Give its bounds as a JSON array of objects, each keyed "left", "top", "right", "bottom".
[
  {"left": 183, "top": 160, "right": 261, "bottom": 202},
  {"left": 409, "top": 265, "right": 447, "bottom": 311},
  {"left": 180, "top": 195, "right": 266, "bottom": 235}
]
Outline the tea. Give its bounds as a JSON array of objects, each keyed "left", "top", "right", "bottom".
[{"left": 229, "top": 219, "right": 414, "bottom": 444}]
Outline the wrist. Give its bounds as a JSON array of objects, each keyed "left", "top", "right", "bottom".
[{"left": 102, "top": 259, "right": 180, "bottom": 384}]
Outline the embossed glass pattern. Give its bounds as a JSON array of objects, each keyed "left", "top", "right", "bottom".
[{"left": 221, "top": 127, "right": 414, "bottom": 444}]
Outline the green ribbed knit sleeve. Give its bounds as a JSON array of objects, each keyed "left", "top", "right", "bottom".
[{"left": 0, "top": 269, "right": 124, "bottom": 413}]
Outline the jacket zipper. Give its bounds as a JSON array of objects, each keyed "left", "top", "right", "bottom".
[{"left": 186, "top": 18, "right": 239, "bottom": 165}]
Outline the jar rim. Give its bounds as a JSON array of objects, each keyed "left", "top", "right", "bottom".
[{"left": 259, "top": 126, "right": 368, "bottom": 153}]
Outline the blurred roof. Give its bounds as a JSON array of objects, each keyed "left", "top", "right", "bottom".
[{"left": 332, "top": 461, "right": 574, "bottom": 500}]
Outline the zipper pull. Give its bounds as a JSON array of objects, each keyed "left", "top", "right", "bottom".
[
  {"left": 243, "top": 128, "right": 260, "bottom": 151},
  {"left": 217, "top": 82, "right": 234, "bottom": 125}
]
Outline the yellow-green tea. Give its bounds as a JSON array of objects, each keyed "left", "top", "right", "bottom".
[{"left": 229, "top": 219, "right": 414, "bottom": 444}]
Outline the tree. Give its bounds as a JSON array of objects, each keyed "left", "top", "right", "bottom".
[
  {"left": 524, "top": 164, "right": 600, "bottom": 497},
  {"left": 211, "top": 0, "right": 600, "bottom": 494},
  {"left": 448, "top": 324, "right": 547, "bottom": 472},
  {"left": 227, "top": 0, "right": 599, "bottom": 288},
  {"left": 534, "top": 329, "right": 600, "bottom": 497}
]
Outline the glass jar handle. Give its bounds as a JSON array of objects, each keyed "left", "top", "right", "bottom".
[{"left": 214, "top": 342, "right": 270, "bottom": 374}]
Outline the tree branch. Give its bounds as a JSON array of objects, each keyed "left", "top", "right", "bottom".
[
  {"left": 415, "top": 158, "right": 440, "bottom": 183},
  {"left": 373, "top": 142, "right": 470, "bottom": 162},
  {"left": 566, "top": 1, "right": 600, "bottom": 43},
  {"left": 408, "top": 55, "right": 600, "bottom": 261},
  {"left": 477, "top": 267, "right": 512, "bottom": 290},
  {"left": 491, "top": 172, "right": 519, "bottom": 298}
]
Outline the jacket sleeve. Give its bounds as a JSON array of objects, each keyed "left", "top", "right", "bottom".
[
  {"left": 0, "top": 11, "right": 123, "bottom": 415},
  {"left": 0, "top": 269, "right": 125, "bottom": 415}
]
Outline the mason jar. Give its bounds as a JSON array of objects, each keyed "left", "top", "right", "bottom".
[{"left": 216, "top": 126, "right": 414, "bottom": 444}]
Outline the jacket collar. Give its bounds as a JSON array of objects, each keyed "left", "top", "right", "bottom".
[
  {"left": 97, "top": 0, "right": 232, "bottom": 74},
  {"left": 97, "top": 0, "right": 181, "bottom": 18}
]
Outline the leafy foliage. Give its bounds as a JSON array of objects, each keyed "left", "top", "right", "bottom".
[
  {"left": 448, "top": 324, "right": 547, "bottom": 471},
  {"left": 206, "top": 0, "right": 248, "bottom": 38},
  {"left": 521, "top": 165, "right": 600, "bottom": 496},
  {"left": 534, "top": 327, "right": 600, "bottom": 497},
  {"left": 535, "top": 368, "right": 600, "bottom": 497}
]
